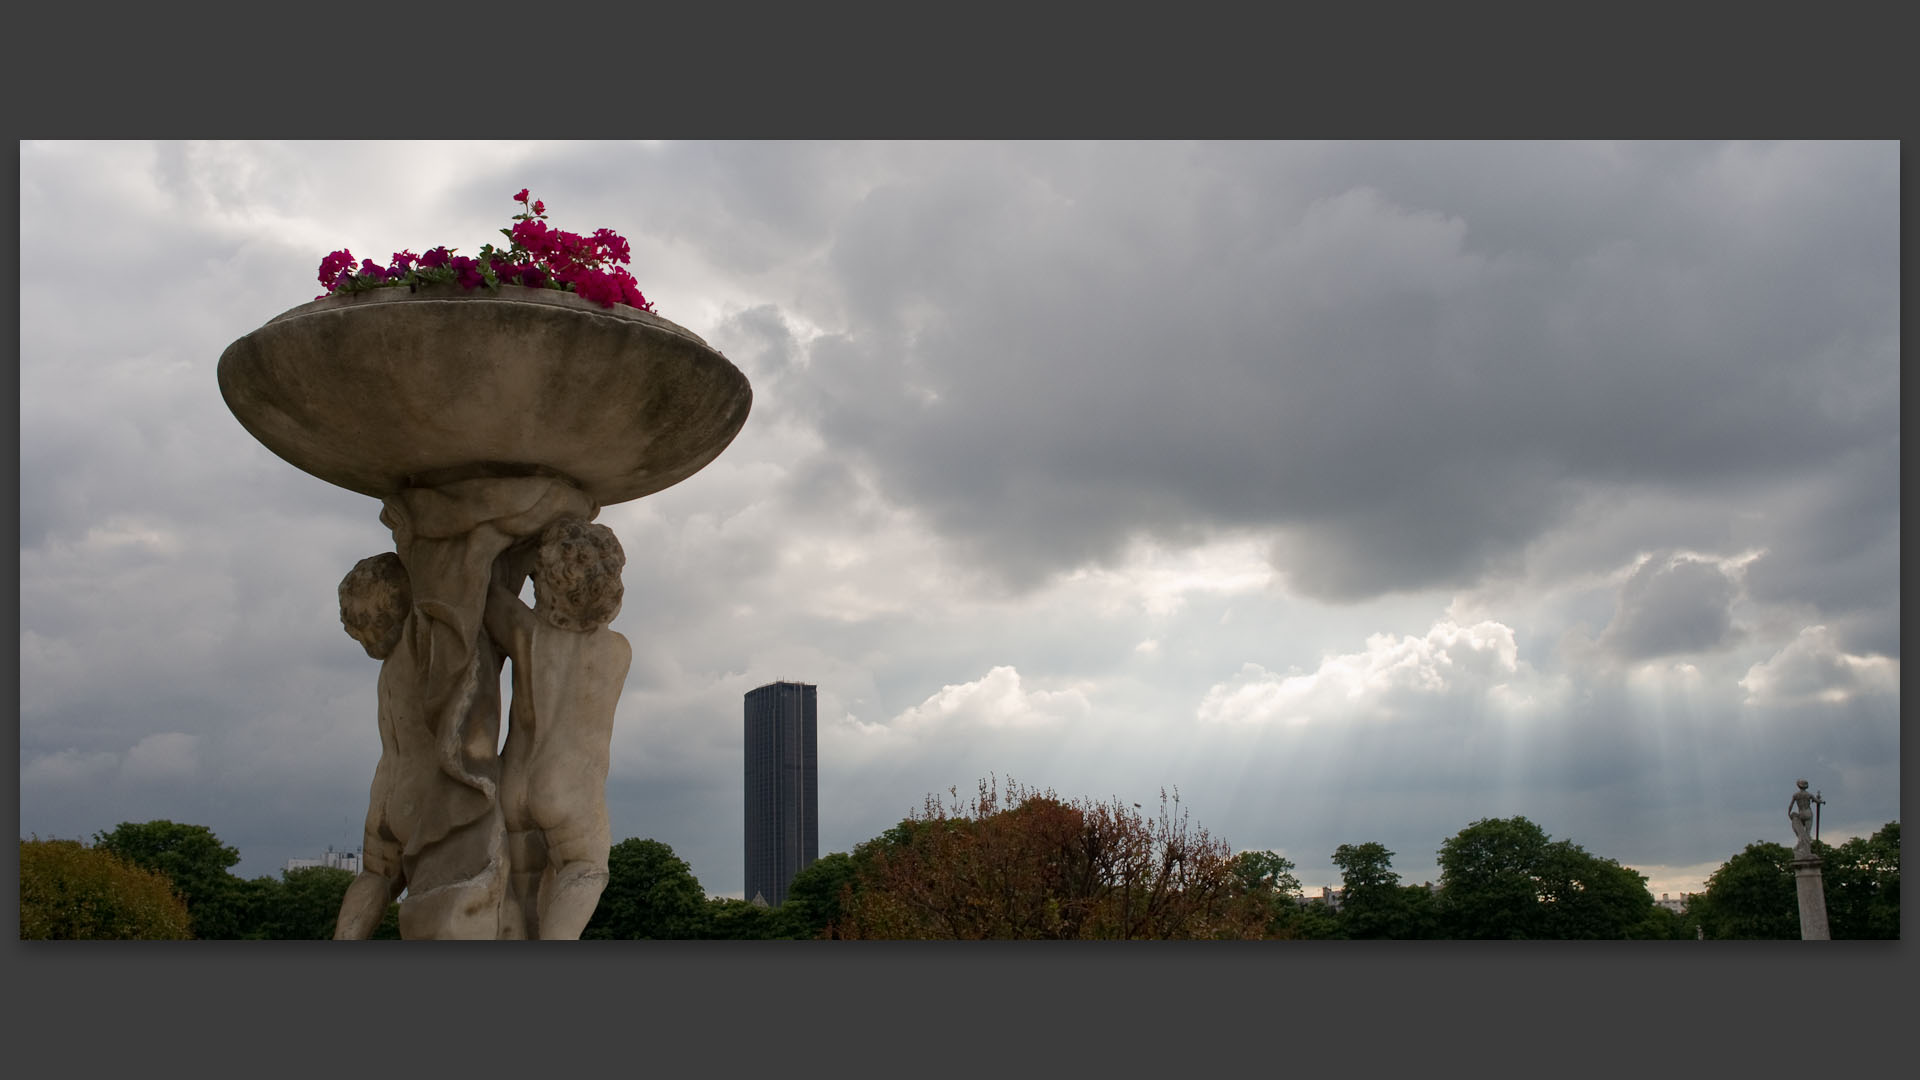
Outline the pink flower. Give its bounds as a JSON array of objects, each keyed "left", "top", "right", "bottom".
[
  {"left": 317, "top": 249, "right": 357, "bottom": 291},
  {"left": 592, "top": 228, "right": 631, "bottom": 264},
  {"left": 314, "top": 190, "right": 656, "bottom": 311},
  {"left": 449, "top": 256, "right": 485, "bottom": 290},
  {"left": 567, "top": 267, "right": 621, "bottom": 307}
]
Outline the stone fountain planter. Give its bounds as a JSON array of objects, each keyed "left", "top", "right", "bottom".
[
  {"left": 219, "top": 284, "right": 751, "bottom": 503},
  {"left": 219, "top": 284, "right": 751, "bottom": 940}
]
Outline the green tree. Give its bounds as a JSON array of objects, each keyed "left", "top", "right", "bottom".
[
  {"left": 1391, "top": 882, "right": 1443, "bottom": 940},
  {"left": 1691, "top": 842, "right": 1799, "bottom": 940},
  {"left": 1692, "top": 823, "right": 1900, "bottom": 940},
  {"left": 1275, "top": 897, "right": 1345, "bottom": 940},
  {"left": 780, "top": 852, "right": 861, "bottom": 939},
  {"left": 1331, "top": 842, "right": 1405, "bottom": 939},
  {"left": 703, "top": 897, "right": 785, "bottom": 940},
  {"left": 1822, "top": 821, "right": 1899, "bottom": 940},
  {"left": 1626, "top": 903, "right": 1690, "bottom": 941},
  {"left": 20, "top": 838, "right": 193, "bottom": 940},
  {"left": 1436, "top": 817, "right": 1552, "bottom": 939},
  {"left": 1530, "top": 840, "right": 1657, "bottom": 940},
  {"left": 91, "top": 820, "right": 247, "bottom": 939},
  {"left": 245, "top": 867, "right": 359, "bottom": 940},
  {"left": 582, "top": 838, "right": 709, "bottom": 939},
  {"left": 1227, "top": 849, "right": 1304, "bottom": 938},
  {"left": 1435, "top": 817, "right": 1655, "bottom": 939}
]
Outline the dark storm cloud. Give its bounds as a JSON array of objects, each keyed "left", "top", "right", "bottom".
[
  {"left": 18, "top": 141, "right": 1898, "bottom": 895},
  {"left": 1599, "top": 555, "right": 1741, "bottom": 661},
  {"left": 1742, "top": 441, "right": 1901, "bottom": 658},
  {"left": 778, "top": 142, "right": 1896, "bottom": 611}
]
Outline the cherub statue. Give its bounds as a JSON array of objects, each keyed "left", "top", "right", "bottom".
[
  {"left": 487, "top": 518, "right": 633, "bottom": 939},
  {"left": 331, "top": 552, "right": 416, "bottom": 939},
  {"left": 333, "top": 475, "right": 596, "bottom": 939}
]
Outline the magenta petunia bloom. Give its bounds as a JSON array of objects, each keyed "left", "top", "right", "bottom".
[
  {"left": 315, "top": 191, "right": 654, "bottom": 310},
  {"left": 317, "top": 249, "right": 357, "bottom": 290},
  {"left": 592, "top": 228, "right": 631, "bottom": 265},
  {"left": 450, "top": 256, "right": 485, "bottom": 290}
]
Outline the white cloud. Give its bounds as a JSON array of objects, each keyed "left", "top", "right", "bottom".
[
  {"left": 1740, "top": 625, "right": 1898, "bottom": 706},
  {"left": 891, "top": 666, "right": 1091, "bottom": 730},
  {"left": 1197, "top": 619, "right": 1522, "bottom": 726}
]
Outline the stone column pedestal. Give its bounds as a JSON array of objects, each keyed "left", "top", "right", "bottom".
[{"left": 1791, "top": 856, "right": 1830, "bottom": 940}]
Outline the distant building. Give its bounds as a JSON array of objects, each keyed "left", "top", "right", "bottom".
[
  {"left": 285, "top": 847, "right": 361, "bottom": 875},
  {"left": 744, "top": 681, "right": 818, "bottom": 907},
  {"left": 1655, "top": 892, "right": 1695, "bottom": 914}
]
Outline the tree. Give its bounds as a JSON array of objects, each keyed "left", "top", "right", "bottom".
[
  {"left": 837, "top": 778, "right": 1270, "bottom": 940},
  {"left": 91, "top": 820, "right": 247, "bottom": 939},
  {"left": 20, "top": 838, "right": 192, "bottom": 940},
  {"left": 1331, "top": 842, "right": 1405, "bottom": 939},
  {"left": 1691, "top": 842, "right": 1799, "bottom": 940},
  {"left": 780, "top": 852, "right": 861, "bottom": 939},
  {"left": 1529, "top": 840, "right": 1658, "bottom": 940},
  {"left": 1275, "top": 897, "right": 1345, "bottom": 940},
  {"left": 1435, "top": 817, "right": 1656, "bottom": 939},
  {"left": 581, "top": 838, "right": 709, "bottom": 939},
  {"left": 1229, "top": 849, "right": 1302, "bottom": 898},
  {"left": 1821, "top": 821, "right": 1899, "bottom": 940},
  {"left": 1692, "top": 823, "right": 1900, "bottom": 940},
  {"left": 1436, "top": 817, "right": 1552, "bottom": 939},
  {"left": 702, "top": 897, "right": 786, "bottom": 940},
  {"left": 1227, "top": 849, "right": 1304, "bottom": 938},
  {"left": 244, "top": 867, "right": 360, "bottom": 940}
]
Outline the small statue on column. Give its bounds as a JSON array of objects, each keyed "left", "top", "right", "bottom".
[{"left": 1787, "top": 778, "right": 1824, "bottom": 860}]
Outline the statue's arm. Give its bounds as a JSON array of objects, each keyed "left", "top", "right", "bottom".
[{"left": 485, "top": 576, "right": 536, "bottom": 662}]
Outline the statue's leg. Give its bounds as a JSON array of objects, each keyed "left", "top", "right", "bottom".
[
  {"left": 335, "top": 839, "right": 402, "bottom": 940},
  {"left": 500, "top": 828, "right": 546, "bottom": 939},
  {"left": 534, "top": 804, "right": 613, "bottom": 940},
  {"left": 335, "top": 774, "right": 403, "bottom": 939}
]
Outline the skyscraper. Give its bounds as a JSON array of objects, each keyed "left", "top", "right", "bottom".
[{"left": 743, "top": 681, "right": 818, "bottom": 906}]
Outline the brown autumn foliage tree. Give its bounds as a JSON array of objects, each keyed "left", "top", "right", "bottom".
[
  {"left": 837, "top": 777, "right": 1271, "bottom": 940},
  {"left": 20, "top": 838, "right": 193, "bottom": 940}
]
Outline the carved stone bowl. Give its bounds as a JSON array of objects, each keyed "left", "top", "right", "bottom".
[{"left": 217, "top": 285, "right": 753, "bottom": 506}]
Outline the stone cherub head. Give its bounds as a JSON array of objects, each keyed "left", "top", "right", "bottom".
[
  {"left": 338, "top": 552, "right": 411, "bottom": 660},
  {"left": 531, "top": 519, "right": 625, "bottom": 632}
]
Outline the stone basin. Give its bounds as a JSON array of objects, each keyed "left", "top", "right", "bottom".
[{"left": 217, "top": 284, "right": 753, "bottom": 506}]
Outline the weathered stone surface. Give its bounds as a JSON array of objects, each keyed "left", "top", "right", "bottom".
[
  {"left": 488, "top": 519, "right": 632, "bottom": 939},
  {"left": 335, "top": 475, "right": 596, "bottom": 939},
  {"left": 220, "top": 287, "right": 749, "bottom": 939},
  {"left": 217, "top": 285, "right": 752, "bottom": 507},
  {"left": 1792, "top": 858, "right": 1831, "bottom": 940}
]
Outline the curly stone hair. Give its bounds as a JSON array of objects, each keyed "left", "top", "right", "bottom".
[
  {"left": 338, "top": 552, "right": 410, "bottom": 660},
  {"left": 534, "top": 519, "right": 626, "bottom": 631}
]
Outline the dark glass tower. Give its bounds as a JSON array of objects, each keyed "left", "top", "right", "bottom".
[{"left": 744, "top": 681, "right": 818, "bottom": 906}]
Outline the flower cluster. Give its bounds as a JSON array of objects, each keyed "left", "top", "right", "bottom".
[{"left": 315, "top": 189, "right": 654, "bottom": 312}]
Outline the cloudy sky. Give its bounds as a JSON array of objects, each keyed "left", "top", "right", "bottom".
[{"left": 17, "top": 141, "right": 1899, "bottom": 903}]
